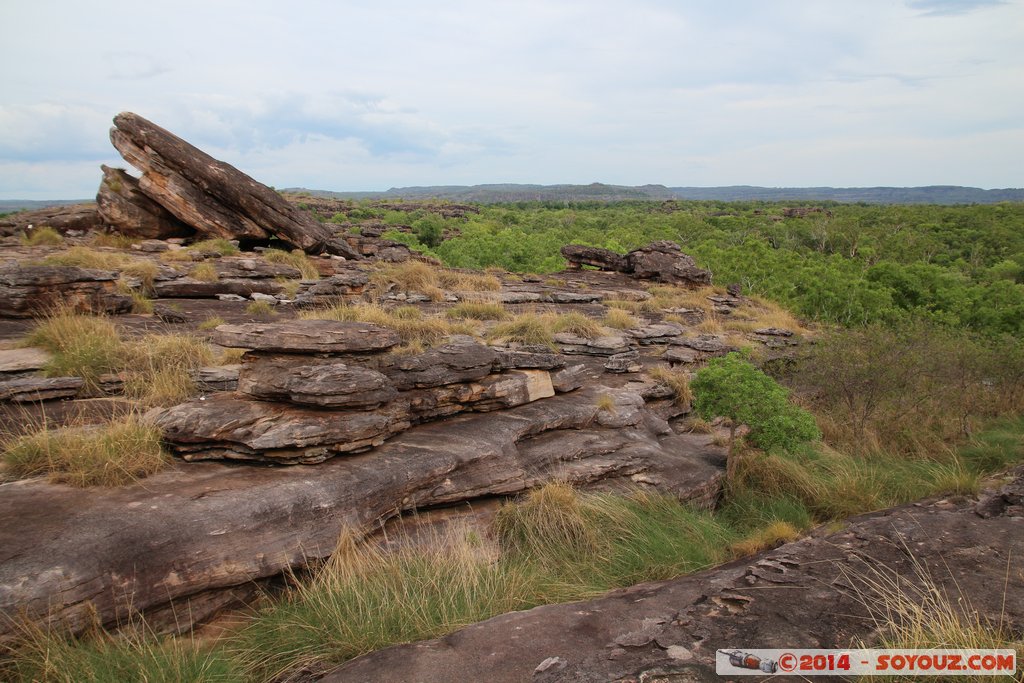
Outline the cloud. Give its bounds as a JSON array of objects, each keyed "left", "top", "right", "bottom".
[
  {"left": 906, "top": 0, "right": 1006, "bottom": 16},
  {"left": 102, "top": 51, "right": 170, "bottom": 80}
]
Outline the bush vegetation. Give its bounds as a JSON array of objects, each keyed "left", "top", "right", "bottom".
[{"left": 19, "top": 226, "right": 63, "bottom": 246}]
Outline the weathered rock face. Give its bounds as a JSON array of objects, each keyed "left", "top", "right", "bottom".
[
  {"left": 379, "top": 337, "right": 498, "bottom": 390},
  {"left": 626, "top": 241, "right": 713, "bottom": 286},
  {"left": 95, "top": 165, "right": 193, "bottom": 239},
  {"left": 212, "top": 320, "right": 400, "bottom": 354},
  {"left": 560, "top": 240, "right": 712, "bottom": 287},
  {"left": 293, "top": 270, "right": 369, "bottom": 307},
  {"left": 0, "top": 203, "right": 101, "bottom": 236},
  {"left": 0, "top": 385, "right": 725, "bottom": 642},
  {"left": 153, "top": 394, "right": 413, "bottom": 464},
  {"left": 0, "top": 376, "right": 83, "bottom": 402},
  {"left": 238, "top": 355, "right": 398, "bottom": 408},
  {"left": 559, "top": 244, "right": 629, "bottom": 272},
  {"left": 324, "top": 471, "right": 1024, "bottom": 683},
  {"left": 107, "top": 112, "right": 359, "bottom": 257},
  {"left": 0, "top": 264, "right": 132, "bottom": 318}
]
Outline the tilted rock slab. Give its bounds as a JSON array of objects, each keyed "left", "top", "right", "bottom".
[
  {"left": 325, "top": 472, "right": 1024, "bottom": 683},
  {"left": 96, "top": 164, "right": 193, "bottom": 239},
  {"left": 108, "top": 112, "right": 359, "bottom": 257},
  {"left": 0, "top": 386, "right": 724, "bottom": 642},
  {"left": 0, "top": 264, "right": 131, "bottom": 318}
]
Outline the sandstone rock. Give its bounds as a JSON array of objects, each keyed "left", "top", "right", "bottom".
[
  {"left": 212, "top": 320, "right": 399, "bottom": 354},
  {"left": 753, "top": 327, "right": 794, "bottom": 337},
  {"left": 555, "top": 333, "right": 632, "bottom": 356},
  {"left": 604, "top": 350, "right": 642, "bottom": 373},
  {"left": 560, "top": 244, "right": 628, "bottom": 271},
  {"left": 498, "top": 291, "right": 543, "bottom": 304},
  {"left": 663, "top": 347, "right": 699, "bottom": 365},
  {"left": 95, "top": 165, "right": 193, "bottom": 239},
  {"left": 238, "top": 355, "right": 397, "bottom": 408},
  {"left": 323, "top": 473, "right": 1024, "bottom": 683},
  {"left": 493, "top": 350, "right": 566, "bottom": 371},
  {"left": 212, "top": 258, "right": 300, "bottom": 280},
  {"left": 550, "top": 364, "right": 587, "bottom": 392},
  {"left": 626, "top": 241, "right": 712, "bottom": 286},
  {"left": 676, "top": 334, "right": 731, "bottom": 354},
  {"left": 470, "top": 370, "right": 555, "bottom": 411},
  {"left": 0, "top": 376, "right": 84, "bottom": 402},
  {"left": 152, "top": 303, "right": 187, "bottom": 324},
  {"left": 152, "top": 393, "right": 412, "bottom": 464},
  {"left": 664, "top": 307, "right": 705, "bottom": 324},
  {"left": 191, "top": 365, "right": 240, "bottom": 393},
  {"left": 0, "top": 203, "right": 101, "bottom": 236},
  {"left": 0, "top": 387, "right": 725, "bottom": 641},
  {"left": 381, "top": 337, "right": 497, "bottom": 390},
  {"left": 628, "top": 321, "right": 685, "bottom": 344},
  {"left": 0, "top": 264, "right": 131, "bottom": 317},
  {"left": 152, "top": 278, "right": 284, "bottom": 299},
  {"left": 0, "top": 348, "right": 51, "bottom": 375},
  {"left": 108, "top": 112, "right": 360, "bottom": 258},
  {"left": 545, "top": 291, "right": 602, "bottom": 304},
  {"left": 293, "top": 271, "right": 369, "bottom": 307},
  {"left": 561, "top": 241, "right": 712, "bottom": 287}
]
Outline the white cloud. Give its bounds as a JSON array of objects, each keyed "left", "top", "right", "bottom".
[{"left": 0, "top": 0, "right": 1021, "bottom": 197}]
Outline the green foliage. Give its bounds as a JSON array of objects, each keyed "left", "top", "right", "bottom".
[
  {"left": 411, "top": 213, "right": 446, "bottom": 248},
  {"left": 374, "top": 200, "right": 1024, "bottom": 336},
  {"left": 691, "top": 352, "right": 819, "bottom": 454}
]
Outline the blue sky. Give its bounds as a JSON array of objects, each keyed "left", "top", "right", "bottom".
[{"left": 1, "top": 0, "right": 1021, "bottom": 198}]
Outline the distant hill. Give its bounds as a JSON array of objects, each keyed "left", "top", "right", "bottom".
[
  {"left": 0, "top": 199, "right": 92, "bottom": 214},
  {"left": 282, "top": 183, "right": 1024, "bottom": 205}
]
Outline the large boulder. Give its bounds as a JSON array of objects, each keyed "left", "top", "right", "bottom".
[
  {"left": 95, "top": 165, "right": 193, "bottom": 239},
  {"left": 560, "top": 240, "right": 712, "bottom": 287},
  {"left": 107, "top": 112, "right": 360, "bottom": 257},
  {"left": 0, "top": 264, "right": 131, "bottom": 318},
  {"left": 626, "top": 241, "right": 713, "bottom": 286}
]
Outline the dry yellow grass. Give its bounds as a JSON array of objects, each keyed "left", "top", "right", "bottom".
[
  {"left": 245, "top": 300, "right": 277, "bottom": 318},
  {"left": 602, "top": 308, "right": 639, "bottom": 330},
  {"left": 263, "top": 248, "right": 320, "bottom": 280},
  {"left": 446, "top": 301, "right": 508, "bottom": 321},
  {"left": 189, "top": 263, "right": 219, "bottom": 282},
  {"left": 729, "top": 521, "right": 800, "bottom": 557},
  {"left": 550, "top": 311, "right": 603, "bottom": 339},
  {"left": 370, "top": 261, "right": 501, "bottom": 302},
  {"left": 20, "top": 226, "right": 63, "bottom": 246},
  {"left": 647, "top": 366, "right": 693, "bottom": 407},
  {"left": 299, "top": 302, "right": 460, "bottom": 348},
  {"left": 1, "top": 413, "right": 168, "bottom": 487}
]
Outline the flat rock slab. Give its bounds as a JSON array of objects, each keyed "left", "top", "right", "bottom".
[
  {"left": 212, "top": 320, "right": 399, "bottom": 354},
  {"left": 325, "top": 472, "right": 1024, "bottom": 683},
  {"left": 238, "top": 355, "right": 397, "bottom": 408},
  {"left": 152, "top": 393, "right": 412, "bottom": 463},
  {"left": 0, "top": 376, "right": 84, "bottom": 402},
  {"left": 0, "top": 386, "right": 725, "bottom": 641},
  {"left": 0, "top": 347, "right": 51, "bottom": 374}
]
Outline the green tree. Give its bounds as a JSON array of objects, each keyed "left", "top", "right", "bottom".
[{"left": 691, "top": 352, "right": 820, "bottom": 481}]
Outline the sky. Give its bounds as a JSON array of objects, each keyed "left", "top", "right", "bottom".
[{"left": 0, "top": 0, "right": 1022, "bottom": 199}]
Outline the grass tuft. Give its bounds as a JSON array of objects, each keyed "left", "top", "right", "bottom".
[
  {"left": 603, "top": 308, "right": 639, "bottom": 330},
  {"left": 550, "top": 311, "right": 603, "bottom": 339},
  {"left": 20, "top": 226, "right": 63, "bottom": 246},
  {"left": 189, "top": 263, "right": 219, "bottom": 282},
  {"left": 245, "top": 300, "right": 276, "bottom": 318},
  {"left": 647, "top": 366, "right": 693, "bottom": 407},
  {"left": 23, "top": 307, "right": 127, "bottom": 394},
  {"left": 488, "top": 313, "right": 555, "bottom": 347},
  {"left": 1, "top": 414, "right": 168, "bottom": 487},
  {"left": 262, "top": 248, "right": 320, "bottom": 280},
  {"left": 299, "top": 302, "right": 457, "bottom": 348},
  {"left": 188, "top": 239, "right": 238, "bottom": 256},
  {"left": 446, "top": 301, "right": 508, "bottom": 321}
]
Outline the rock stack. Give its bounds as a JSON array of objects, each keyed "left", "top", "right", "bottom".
[{"left": 154, "top": 320, "right": 582, "bottom": 464}]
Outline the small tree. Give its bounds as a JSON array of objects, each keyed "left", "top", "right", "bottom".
[{"left": 691, "top": 352, "right": 819, "bottom": 482}]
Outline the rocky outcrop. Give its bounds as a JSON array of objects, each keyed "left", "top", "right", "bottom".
[
  {"left": 0, "top": 376, "right": 83, "bottom": 402},
  {"left": 107, "top": 112, "right": 359, "bottom": 258},
  {"left": 0, "top": 264, "right": 132, "bottom": 317},
  {"left": 95, "top": 165, "right": 193, "bottom": 239},
  {"left": 0, "top": 203, "right": 101, "bottom": 236},
  {"left": 292, "top": 270, "right": 370, "bottom": 307},
  {"left": 0, "top": 385, "right": 724, "bottom": 642},
  {"left": 561, "top": 241, "right": 712, "bottom": 287},
  {"left": 627, "top": 241, "right": 713, "bottom": 286},
  {"left": 324, "top": 471, "right": 1024, "bottom": 683},
  {"left": 157, "top": 331, "right": 569, "bottom": 463}
]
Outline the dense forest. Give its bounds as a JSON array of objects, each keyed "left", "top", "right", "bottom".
[{"left": 333, "top": 200, "right": 1024, "bottom": 337}]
